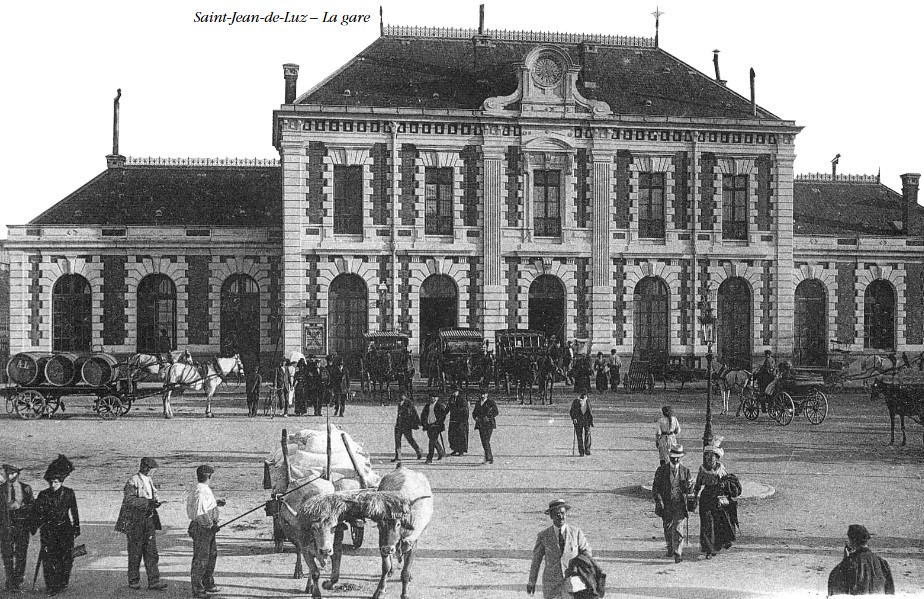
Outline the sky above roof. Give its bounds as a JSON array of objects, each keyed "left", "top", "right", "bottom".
[{"left": 1, "top": 0, "right": 922, "bottom": 238}]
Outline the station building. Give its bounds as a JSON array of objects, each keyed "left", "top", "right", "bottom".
[{"left": 2, "top": 24, "right": 922, "bottom": 376}]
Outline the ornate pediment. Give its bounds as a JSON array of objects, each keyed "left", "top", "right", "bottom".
[{"left": 482, "top": 45, "right": 611, "bottom": 118}]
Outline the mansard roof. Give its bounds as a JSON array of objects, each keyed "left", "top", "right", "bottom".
[
  {"left": 298, "top": 26, "right": 780, "bottom": 120},
  {"left": 29, "top": 158, "right": 281, "bottom": 227},
  {"left": 793, "top": 174, "right": 924, "bottom": 236}
]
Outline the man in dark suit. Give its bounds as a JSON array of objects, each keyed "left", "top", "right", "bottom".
[
  {"left": 569, "top": 393, "right": 594, "bottom": 456},
  {"left": 652, "top": 445, "right": 693, "bottom": 563},
  {"left": 1, "top": 464, "right": 34, "bottom": 592},
  {"left": 420, "top": 392, "right": 447, "bottom": 464},
  {"left": 828, "top": 524, "right": 895, "bottom": 596},
  {"left": 393, "top": 394, "right": 423, "bottom": 462},
  {"left": 527, "top": 499, "right": 591, "bottom": 598}
]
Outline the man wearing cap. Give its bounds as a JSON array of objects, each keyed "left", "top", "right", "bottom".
[
  {"left": 393, "top": 394, "right": 423, "bottom": 462},
  {"left": 115, "top": 458, "right": 166, "bottom": 591},
  {"left": 828, "top": 525, "right": 894, "bottom": 596},
  {"left": 569, "top": 393, "right": 594, "bottom": 456},
  {"left": 1, "top": 464, "right": 34, "bottom": 592},
  {"left": 652, "top": 445, "right": 693, "bottom": 563},
  {"left": 755, "top": 350, "right": 776, "bottom": 412},
  {"left": 186, "top": 465, "right": 224, "bottom": 599},
  {"left": 527, "top": 499, "right": 591, "bottom": 598},
  {"left": 420, "top": 392, "right": 448, "bottom": 464}
]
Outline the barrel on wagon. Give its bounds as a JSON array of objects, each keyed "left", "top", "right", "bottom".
[
  {"left": 44, "top": 353, "right": 88, "bottom": 387},
  {"left": 81, "top": 353, "right": 120, "bottom": 386},
  {"left": 6, "top": 352, "right": 53, "bottom": 386}
]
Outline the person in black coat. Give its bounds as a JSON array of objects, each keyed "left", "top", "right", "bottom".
[
  {"left": 420, "top": 393, "right": 448, "bottom": 464},
  {"left": 471, "top": 392, "right": 499, "bottom": 464},
  {"left": 32, "top": 456, "right": 80, "bottom": 596},
  {"left": 571, "top": 355, "right": 593, "bottom": 395},
  {"left": 447, "top": 388, "right": 469, "bottom": 456},
  {"left": 293, "top": 359, "right": 309, "bottom": 416},
  {"left": 570, "top": 394, "right": 594, "bottom": 456},
  {"left": 1, "top": 463, "right": 34, "bottom": 592},
  {"left": 393, "top": 395, "right": 423, "bottom": 462}
]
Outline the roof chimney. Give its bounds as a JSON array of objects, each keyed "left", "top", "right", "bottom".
[
  {"left": 902, "top": 172, "right": 921, "bottom": 235},
  {"left": 712, "top": 50, "right": 726, "bottom": 86},
  {"left": 283, "top": 63, "right": 299, "bottom": 104},
  {"left": 749, "top": 68, "right": 756, "bottom": 116},
  {"left": 478, "top": 4, "right": 485, "bottom": 35},
  {"left": 831, "top": 154, "right": 841, "bottom": 178},
  {"left": 106, "top": 89, "right": 126, "bottom": 169}
]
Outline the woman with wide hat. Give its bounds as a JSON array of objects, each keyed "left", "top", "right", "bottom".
[
  {"left": 693, "top": 439, "right": 738, "bottom": 558},
  {"left": 32, "top": 455, "right": 80, "bottom": 596}
]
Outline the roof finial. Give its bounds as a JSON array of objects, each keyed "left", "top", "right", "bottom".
[
  {"left": 831, "top": 153, "right": 841, "bottom": 178},
  {"left": 113, "top": 88, "right": 121, "bottom": 156},
  {"left": 478, "top": 4, "right": 485, "bottom": 35},
  {"left": 379, "top": 6, "right": 383, "bottom": 36},
  {"left": 651, "top": 7, "right": 664, "bottom": 48}
]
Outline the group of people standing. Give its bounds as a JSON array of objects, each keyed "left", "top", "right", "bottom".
[
  {"left": 592, "top": 350, "right": 623, "bottom": 393},
  {"left": 246, "top": 356, "right": 350, "bottom": 418},
  {"left": 392, "top": 389, "right": 499, "bottom": 465}
]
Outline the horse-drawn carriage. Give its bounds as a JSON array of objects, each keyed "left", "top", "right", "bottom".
[
  {"left": 739, "top": 368, "right": 829, "bottom": 425},
  {"left": 361, "top": 332, "right": 414, "bottom": 402},
  {"left": 494, "top": 330, "right": 546, "bottom": 401},
  {"left": 436, "top": 328, "right": 488, "bottom": 392}
]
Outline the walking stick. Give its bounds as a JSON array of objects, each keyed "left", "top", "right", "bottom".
[
  {"left": 32, "top": 545, "right": 44, "bottom": 590},
  {"left": 572, "top": 425, "right": 577, "bottom": 456}
]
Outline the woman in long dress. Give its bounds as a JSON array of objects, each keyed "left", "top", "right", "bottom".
[
  {"left": 32, "top": 455, "right": 80, "bottom": 596},
  {"left": 593, "top": 352, "right": 609, "bottom": 392},
  {"left": 694, "top": 443, "right": 737, "bottom": 558},
  {"left": 655, "top": 405, "right": 681, "bottom": 465},
  {"left": 447, "top": 389, "right": 469, "bottom": 456}
]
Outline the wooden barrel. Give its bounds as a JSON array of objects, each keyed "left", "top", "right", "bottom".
[
  {"left": 44, "top": 353, "right": 85, "bottom": 387},
  {"left": 81, "top": 353, "right": 120, "bottom": 387},
  {"left": 6, "top": 353, "right": 53, "bottom": 386}
]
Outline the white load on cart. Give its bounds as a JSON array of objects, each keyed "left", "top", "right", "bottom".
[{"left": 264, "top": 425, "right": 380, "bottom": 550}]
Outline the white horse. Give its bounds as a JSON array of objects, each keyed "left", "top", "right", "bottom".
[
  {"left": 161, "top": 355, "right": 243, "bottom": 418},
  {"left": 127, "top": 351, "right": 191, "bottom": 382}
]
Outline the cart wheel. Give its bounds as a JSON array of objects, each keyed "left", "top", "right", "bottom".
[
  {"left": 13, "top": 390, "right": 45, "bottom": 420},
  {"left": 119, "top": 399, "right": 133, "bottom": 416},
  {"left": 741, "top": 392, "right": 760, "bottom": 421},
  {"left": 43, "top": 395, "right": 62, "bottom": 418},
  {"left": 772, "top": 392, "right": 795, "bottom": 426},
  {"left": 97, "top": 395, "right": 123, "bottom": 420},
  {"left": 350, "top": 522, "right": 364, "bottom": 548},
  {"left": 805, "top": 390, "right": 828, "bottom": 425}
]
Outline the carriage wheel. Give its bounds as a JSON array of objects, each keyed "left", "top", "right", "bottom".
[
  {"left": 350, "top": 522, "right": 364, "bottom": 548},
  {"left": 13, "top": 390, "right": 45, "bottom": 420},
  {"left": 770, "top": 392, "right": 795, "bottom": 426},
  {"left": 804, "top": 390, "right": 828, "bottom": 425},
  {"left": 97, "top": 395, "right": 123, "bottom": 420},
  {"left": 42, "top": 394, "right": 62, "bottom": 418},
  {"left": 741, "top": 392, "right": 760, "bottom": 421}
]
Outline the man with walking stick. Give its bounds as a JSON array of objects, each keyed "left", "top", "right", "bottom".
[
  {"left": 1, "top": 464, "right": 34, "bottom": 592},
  {"left": 570, "top": 393, "right": 594, "bottom": 457},
  {"left": 421, "top": 392, "right": 447, "bottom": 464}
]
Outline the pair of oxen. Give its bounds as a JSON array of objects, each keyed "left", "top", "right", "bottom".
[{"left": 270, "top": 464, "right": 433, "bottom": 599}]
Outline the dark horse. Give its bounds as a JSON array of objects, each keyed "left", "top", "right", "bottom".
[
  {"left": 870, "top": 379, "right": 924, "bottom": 446},
  {"left": 535, "top": 355, "right": 567, "bottom": 405},
  {"left": 364, "top": 350, "right": 414, "bottom": 405},
  {"left": 438, "top": 352, "right": 474, "bottom": 394},
  {"left": 506, "top": 352, "right": 538, "bottom": 404}
]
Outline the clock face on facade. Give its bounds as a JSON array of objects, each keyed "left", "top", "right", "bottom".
[{"left": 532, "top": 55, "right": 563, "bottom": 87}]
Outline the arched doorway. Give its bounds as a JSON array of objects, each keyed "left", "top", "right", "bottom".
[
  {"left": 329, "top": 274, "right": 368, "bottom": 374},
  {"left": 794, "top": 279, "right": 827, "bottom": 366},
  {"left": 864, "top": 280, "right": 895, "bottom": 350},
  {"left": 220, "top": 274, "right": 260, "bottom": 357},
  {"left": 529, "top": 275, "right": 566, "bottom": 343},
  {"left": 634, "top": 276, "right": 669, "bottom": 361},
  {"left": 419, "top": 275, "right": 459, "bottom": 365},
  {"left": 717, "top": 277, "right": 751, "bottom": 369},
  {"left": 137, "top": 274, "right": 177, "bottom": 353},
  {"left": 52, "top": 275, "right": 92, "bottom": 352}
]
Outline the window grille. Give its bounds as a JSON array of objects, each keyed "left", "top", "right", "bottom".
[{"left": 533, "top": 170, "right": 562, "bottom": 237}]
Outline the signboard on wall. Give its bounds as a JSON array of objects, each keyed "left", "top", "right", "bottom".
[{"left": 302, "top": 316, "right": 327, "bottom": 356}]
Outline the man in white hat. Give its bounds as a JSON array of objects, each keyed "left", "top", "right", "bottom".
[
  {"left": 527, "top": 499, "right": 591, "bottom": 598},
  {"left": 652, "top": 445, "right": 693, "bottom": 562},
  {"left": 1, "top": 464, "right": 34, "bottom": 592}
]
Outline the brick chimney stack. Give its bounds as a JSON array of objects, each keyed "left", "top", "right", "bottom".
[
  {"left": 901, "top": 172, "right": 921, "bottom": 235},
  {"left": 283, "top": 63, "right": 299, "bottom": 104}
]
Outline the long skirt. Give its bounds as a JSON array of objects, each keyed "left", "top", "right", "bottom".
[
  {"left": 595, "top": 371, "right": 608, "bottom": 392},
  {"left": 699, "top": 497, "right": 737, "bottom": 555},
  {"left": 448, "top": 420, "right": 469, "bottom": 454},
  {"left": 40, "top": 527, "right": 75, "bottom": 592}
]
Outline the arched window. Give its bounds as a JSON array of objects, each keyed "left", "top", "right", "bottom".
[
  {"left": 419, "top": 275, "right": 459, "bottom": 361},
  {"left": 795, "top": 279, "right": 827, "bottom": 366},
  {"left": 52, "top": 275, "right": 92, "bottom": 351},
  {"left": 137, "top": 274, "right": 177, "bottom": 354},
  {"left": 634, "top": 277, "right": 669, "bottom": 359},
  {"left": 528, "top": 275, "right": 566, "bottom": 342},
  {"left": 864, "top": 280, "right": 895, "bottom": 350},
  {"left": 718, "top": 277, "right": 752, "bottom": 369},
  {"left": 329, "top": 274, "right": 368, "bottom": 373},
  {"left": 221, "top": 275, "right": 260, "bottom": 357}
]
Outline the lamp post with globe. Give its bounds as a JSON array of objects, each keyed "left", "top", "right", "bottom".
[{"left": 699, "top": 287, "right": 717, "bottom": 448}]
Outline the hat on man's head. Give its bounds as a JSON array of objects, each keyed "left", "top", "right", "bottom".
[
  {"left": 669, "top": 445, "right": 685, "bottom": 458},
  {"left": 544, "top": 499, "right": 571, "bottom": 514},
  {"left": 196, "top": 464, "right": 215, "bottom": 479},
  {"left": 847, "top": 524, "right": 871, "bottom": 544},
  {"left": 44, "top": 454, "right": 74, "bottom": 481},
  {"left": 764, "top": 349, "right": 773, "bottom": 356},
  {"left": 140, "top": 457, "right": 159, "bottom": 470},
  {"left": 428, "top": 391, "right": 440, "bottom": 399},
  {"left": 2, "top": 463, "right": 22, "bottom": 473}
]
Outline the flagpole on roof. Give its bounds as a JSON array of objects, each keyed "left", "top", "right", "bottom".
[
  {"left": 379, "top": 6, "right": 384, "bottom": 36},
  {"left": 651, "top": 7, "right": 664, "bottom": 49}
]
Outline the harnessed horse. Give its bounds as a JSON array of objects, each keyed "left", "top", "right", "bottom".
[
  {"left": 161, "top": 355, "right": 243, "bottom": 418},
  {"left": 364, "top": 350, "right": 414, "bottom": 405},
  {"left": 870, "top": 379, "right": 924, "bottom": 446}
]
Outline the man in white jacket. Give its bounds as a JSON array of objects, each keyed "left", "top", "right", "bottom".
[
  {"left": 115, "top": 457, "right": 166, "bottom": 591},
  {"left": 186, "top": 465, "right": 225, "bottom": 598}
]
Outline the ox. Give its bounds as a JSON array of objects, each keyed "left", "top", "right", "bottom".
[{"left": 270, "top": 476, "right": 337, "bottom": 586}]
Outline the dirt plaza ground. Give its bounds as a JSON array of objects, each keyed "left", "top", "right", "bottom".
[{"left": 2, "top": 382, "right": 923, "bottom": 599}]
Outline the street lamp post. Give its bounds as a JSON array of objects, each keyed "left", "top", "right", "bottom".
[
  {"left": 699, "top": 289, "right": 717, "bottom": 448},
  {"left": 377, "top": 282, "right": 388, "bottom": 327}
]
